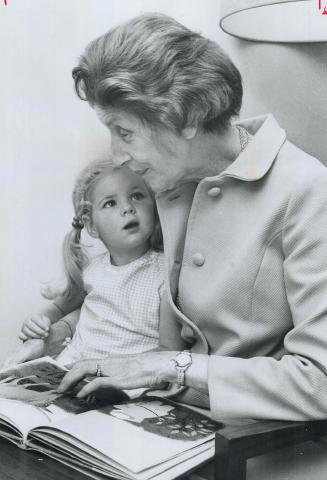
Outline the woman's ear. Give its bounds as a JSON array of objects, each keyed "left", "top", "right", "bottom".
[
  {"left": 82, "top": 215, "right": 99, "bottom": 239},
  {"left": 181, "top": 126, "right": 197, "bottom": 140}
]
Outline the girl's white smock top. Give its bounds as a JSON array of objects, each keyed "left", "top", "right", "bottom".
[{"left": 56, "top": 249, "right": 164, "bottom": 365}]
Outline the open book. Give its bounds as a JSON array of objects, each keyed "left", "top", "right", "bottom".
[{"left": 0, "top": 357, "right": 221, "bottom": 480}]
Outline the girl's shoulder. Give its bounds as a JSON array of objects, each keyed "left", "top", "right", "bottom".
[
  {"left": 146, "top": 249, "right": 165, "bottom": 267},
  {"left": 145, "top": 251, "right": 165, "bottom": 287},
  {"left": 148, "top": 251, "right": 165, "bottom": 296},
  {"left": 83, "top": 252, "right": 109, "bottom": 274}
]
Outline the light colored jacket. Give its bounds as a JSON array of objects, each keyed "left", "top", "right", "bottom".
[{"left": 157, "top": 114, "right": 327, "bottom": 421}]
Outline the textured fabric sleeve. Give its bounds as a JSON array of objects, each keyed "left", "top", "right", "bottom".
[
  {"left": 158, "top": 281, "right": 166, "bottom": 300},
  {"left": 159, "top": 292, "right": 189, "bottom": 351},
  {"left": 208, "top": 170, "right": 327, "bottom": 420}
]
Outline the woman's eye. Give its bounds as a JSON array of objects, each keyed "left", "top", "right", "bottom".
[
  {"left": 103, "top": 199, "right": 116, "bottom": 208},
  {"left": 117, "top": 127, "right": 131, "bottom": 141},
  {"left": 131, "top": 192, "right": 145, "bottom": 201}
]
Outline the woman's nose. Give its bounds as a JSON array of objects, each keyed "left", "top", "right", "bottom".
[
  {"left": 112, "top": 151, "right": 132, "bottom": 167},
  {"left": 110, "top": 141, "right": 132, "bottom": 167}
]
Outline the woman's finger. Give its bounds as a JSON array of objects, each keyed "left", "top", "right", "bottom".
[
  {"left": 76, "top": 378, "right": 113, "bottom": 398},
  {"left": 57, "top": 360, "right": 96, "bottom": 393},
  {"left": 63, "top": 362, "right": 76, "bottom": 370}
]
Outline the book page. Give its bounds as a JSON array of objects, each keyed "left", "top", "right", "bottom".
[
  {"left": 28, "top": 399, "right": 219, "bottom": 477},
  {"left": 30, "top": 434, "right": 214, "bottom": 480},
  {"left": 0, "top": 398, "right": 51, "bottom": 443},
  {"left": 0, "top": 356, "right": 104, "bottom": 442}
]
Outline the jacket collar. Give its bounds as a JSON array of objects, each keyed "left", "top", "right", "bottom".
[
  {"left": 211, "top": 114, "right": 286, "bottom": 183},
  {"left": 157, "top": 114, "right": 287, "bottom": 203}
]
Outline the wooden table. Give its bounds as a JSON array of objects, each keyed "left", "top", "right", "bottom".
[
  {"left": 1, "top": 420, "right": 327, "bottom": 480},
  {"left": 214, "top": 418, "right": 327, "bottom": 480},
  {"left": 0, "top": 436, "right": 88, "bottom": 479}
]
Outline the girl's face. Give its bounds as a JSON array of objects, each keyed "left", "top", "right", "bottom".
[
  {"left": 87, "top": 165, "right": 155, "bottom": 265},
  {"left": 95, "top": 106, "right": 193, "bottom": 195}
]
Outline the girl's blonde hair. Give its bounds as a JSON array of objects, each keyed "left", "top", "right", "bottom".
[{"left": 47, "top": 157, "right": 162, "bottom": 302}]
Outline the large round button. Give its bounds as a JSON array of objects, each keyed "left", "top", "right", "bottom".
[
  {"left": 192, "top": 253, "right": 205, "bottom": 266},
  {"left": 207, "top": 187, "right": 221, "bottom": 197}
]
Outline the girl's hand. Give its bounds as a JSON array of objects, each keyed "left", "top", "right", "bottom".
[
  {"left": 57, "top": 351, "right": 177, "bottom": 398},
  {"left": 19, "top": 314, "right": 52, "bottom": 341},
  {"left": 2, "top": 339, "right": 45, "bottom": 370}
]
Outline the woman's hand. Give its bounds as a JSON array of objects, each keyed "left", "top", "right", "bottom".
[
  {"left": 57, "top": 351, "right": 177, "bottom": 398},
  {"left": 19, "top": 314, "right": 52, "bottom": 341}
]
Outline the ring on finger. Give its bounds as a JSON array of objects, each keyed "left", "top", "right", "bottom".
[{"left": 95, "top": 363, "right": 102, "bottom": 377}]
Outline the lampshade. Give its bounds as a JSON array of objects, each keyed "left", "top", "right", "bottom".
[{"left": 220, "top": 0, "right": 327, "bottom": 43}]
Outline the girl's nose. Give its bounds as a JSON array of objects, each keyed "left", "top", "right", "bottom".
[{"left": 121, "top": 203, "right": 136, "bottom": 216}]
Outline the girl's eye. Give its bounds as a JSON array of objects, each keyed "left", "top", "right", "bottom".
[
  {"left": 103, "top": 199, "right": 116, "bottom": 208},
  {"left": 117, "top": 127, "right": 132, "bottom": 141},
  {"left": 131, "top": 192, "right": 145, "bottom": 201}
]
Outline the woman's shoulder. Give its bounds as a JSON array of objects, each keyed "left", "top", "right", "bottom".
[
  {"left": 273, "top": 141, "right": 327, "bottom": 221},
  {"left": 278, "top": 141, "right": 327, "bottom": 183}
]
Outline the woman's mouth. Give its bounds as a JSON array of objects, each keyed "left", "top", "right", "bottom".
[{"left": 134, "top": 168, "right": 149, "bottom": 176}]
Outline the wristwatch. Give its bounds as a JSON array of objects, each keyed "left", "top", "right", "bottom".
[{"left": 171, "top": 350, "right": 192, "bottom": 387}]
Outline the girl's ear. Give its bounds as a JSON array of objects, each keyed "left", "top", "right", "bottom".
[{"left": 82, "top": 215, "right": 99, "bottom": 239}]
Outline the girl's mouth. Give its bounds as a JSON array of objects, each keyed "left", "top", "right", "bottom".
[{"left": 123, "top": 221, "right": 139, "bottom": 230}]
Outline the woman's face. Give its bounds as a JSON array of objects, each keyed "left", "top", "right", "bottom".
[{"left": 95, "top": 106, "right": 193, "bottom": 194}]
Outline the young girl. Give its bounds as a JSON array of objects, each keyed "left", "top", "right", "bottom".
[{"left": 18, "top": 158, "right": 165, "bottom": 365}]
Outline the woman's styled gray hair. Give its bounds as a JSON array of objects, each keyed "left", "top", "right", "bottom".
[
  {"left": 72, "top": 13, "right": 243, "bottom": 133},
  {"left": 46, "top": 158, "right": 162, "bottom": 302}
]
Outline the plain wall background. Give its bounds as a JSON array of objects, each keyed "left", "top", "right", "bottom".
[{"left": 1, "top": 0, "right": 326, "bottom": 364}]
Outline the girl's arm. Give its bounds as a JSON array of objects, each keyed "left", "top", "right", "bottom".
[
  {"left": 19, "top": 289, "right": 86, "bottom": 341},
  {"left": 52, "top": 289, "right": 86, "bottom": 320},
  {"left": 43, "top": 309, "right": 81, "bottom": 357},
  {"left": 3, "top": 309, "right": 82, "bottom": 369}
]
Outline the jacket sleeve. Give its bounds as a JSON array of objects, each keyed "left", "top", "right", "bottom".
[
  {"left": 208, "top": 170, "right": 327, "bottom": 420},
  {"left": 159, "top": 292, "right": 189, "bottom": 351}
]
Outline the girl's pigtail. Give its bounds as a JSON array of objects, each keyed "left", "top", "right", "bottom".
[
  {"left": 60, "top": 199, "right": 94, "bottom": 300},
  {"left": 41, "top": 157, "right": 115, "bottom": 301},
  {"left": 61, "top": 220, "right": 88, "bottom": 300},
  {"left": 42, "top": 217, "right": 88, "bottom": 302}
]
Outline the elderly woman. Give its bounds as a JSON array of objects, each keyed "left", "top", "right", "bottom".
[{"left": 54, "top": 13, "right": 327, "bottom": 422}]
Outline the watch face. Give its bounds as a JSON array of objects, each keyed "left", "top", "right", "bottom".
[{"left": 176, "top": 352, "right": 191, "bottom": 367}]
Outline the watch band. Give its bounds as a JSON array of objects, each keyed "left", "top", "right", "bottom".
[
  {"left": 176, "top": 366, "right": 185, "bottom": 387},
  {"left": 171, "top": 350, "right": 192, "bottom": 387}
]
